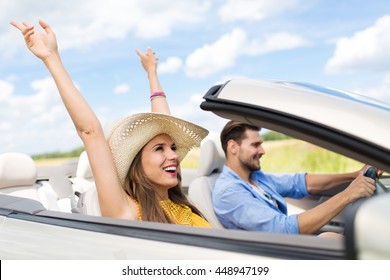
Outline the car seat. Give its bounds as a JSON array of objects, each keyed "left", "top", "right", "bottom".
[
  {"left": 188, "top": 132, "right": 225, "bottom": 228},
  {"left": 69, "top": 151, "right": 95, "bottom": 193},
  {"left": 68, "top": 151, "right": 102, "bottom": 215},
  {"left": 72, "top": 135, "right": 227, "bottom": 222},
  {"left": 74, "top": 184, "right": 101, "bottom": 216},
  {"left": 0, "top": 152, "right": 68, "bottom": 211}
]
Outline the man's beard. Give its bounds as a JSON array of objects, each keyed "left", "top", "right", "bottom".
[{"left": 239, "top": 155, "right": 260, "bottom": 172}]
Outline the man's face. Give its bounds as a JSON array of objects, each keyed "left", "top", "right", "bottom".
[{"left": 236, "top": 130, "right": 265, "bottom": 172}]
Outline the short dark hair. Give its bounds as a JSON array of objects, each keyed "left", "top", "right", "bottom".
[{"left": 220, "top": 121, "right": 260, "bottom": 155}]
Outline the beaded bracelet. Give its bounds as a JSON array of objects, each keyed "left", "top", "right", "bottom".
[
  {"left": 150, "top": 95, "right": 166, "bottom": 101},
  {"left": 150, "top": 91, "right": 166, "bottom": 101}
]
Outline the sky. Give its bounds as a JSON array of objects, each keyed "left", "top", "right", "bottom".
[{"left": 1, "top": 0, "right": 390, "bottom": 155}]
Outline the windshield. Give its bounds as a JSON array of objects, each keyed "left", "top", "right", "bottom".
[{"left": 283, "top": 81, "right": 390, "bottom": 111}]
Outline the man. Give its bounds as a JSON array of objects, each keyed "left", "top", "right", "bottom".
[{"left": 212, "top": 121, "right": 376, "bottom": 235}]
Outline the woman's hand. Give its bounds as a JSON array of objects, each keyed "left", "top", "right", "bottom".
[
  {"left": 10, "top": 20, "right": 58, "bottom": 61},
  {"left": 135, "top": 47, "right": 159, "bottom": 77},
  {"left": 134, "top": 47, "right": 170, "bottom": 114}
]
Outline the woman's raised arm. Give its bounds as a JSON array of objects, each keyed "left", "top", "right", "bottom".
[
  {"left": 136, "top": 48, "right": 171, "bottom": 115},
  {"left": 10, "top": 20, "right": 137, "bottom": 219}
]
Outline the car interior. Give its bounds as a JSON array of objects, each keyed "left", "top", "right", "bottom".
[
  {"left": 7, "top": 136, "right": 390, "bottom": 259},
  {"left": 0, "top": 152, "right": 71, "bottom": 212},
  {"left": 1, "top": 122, "right": 389, "bottom": 260},
  {"left": 1, "top": 77, "right": 389, "bottom": 259},
  {"left": 187, "top": 132, "right": 225, "bottom": 229},
  {"left": 0, "top": 131, "right": 351, "bottom": 233}
]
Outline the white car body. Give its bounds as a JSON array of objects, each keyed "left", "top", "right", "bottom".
[{"left": 1, "top": 78, "right": 389, "bottom": 259}]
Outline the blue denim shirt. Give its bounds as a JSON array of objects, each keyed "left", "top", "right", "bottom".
[{"left": 212, "top": 165, "right": 308, "bottom": 234}]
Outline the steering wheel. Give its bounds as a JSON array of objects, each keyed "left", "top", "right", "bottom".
[{"left": 363, "top": 167, "right": 389, "bottom": 195}]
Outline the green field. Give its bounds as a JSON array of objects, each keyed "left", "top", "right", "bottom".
[
  {"left": 259, "top": 139, "right": 363, "bottom": 173},
  {"left": 180, "top": 139, "right": 364, "bottom": 173},
  {"left": 34, "top": 139, "right": 365, "bottom": 174}
]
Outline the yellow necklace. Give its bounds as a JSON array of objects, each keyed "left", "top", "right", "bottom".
[
  {"left": 134, "top": 199, "right": 193, "bottom": 225},
  {"left": 135, "top": 200, "right": 142, "bottom": 221},
  {"left": 159, "top": 199, "right": 193, "bottom": 226}
]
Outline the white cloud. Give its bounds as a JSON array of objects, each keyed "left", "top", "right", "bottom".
[
  {"left": 113, "top": 83, "right": 130, "bottom": 95},
  {"left": 0, "top": 80, "right": 13, "bottom": 101},
  {"left": 325, "top": 15, "right": 390, "bottom": 74},
  {"left": 185, "top": 28, "right": 247, "bottom": 78},
  {"left": 1, "top": 0, "right": 211, "bottom": 56},
  {"left": 215, "top": 75, "right": 252, "bottom": 85},
  {"left": 158, "top": 57, "right": 183, "bottom": 74},
  {"left": 185, "top": 28, "right": 308, "bottom": 78},
  {"left": 172, "top": 94, "right": 204, "bottom": 119},
  {"left": 246, "top": 32, "right": 309, "bottom": 55},
  {"left": 0, "top": 77, "right": 82, "bottom": 154},
  {"left": 133, "top": 1, "right": 210, "bottom": 39},
  {"left": 171, "top": 94, "right": 226, "bottom": 133},
  {"left": 353, "top": 74, "right": 390, "bottom": 104},
  {"left": 218, "top": 0, "right": 297, "bottom": 22}
]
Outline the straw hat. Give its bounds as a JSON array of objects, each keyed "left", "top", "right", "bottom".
[{"left": 107, "top": 112, "right": 209, "bottom": 184}]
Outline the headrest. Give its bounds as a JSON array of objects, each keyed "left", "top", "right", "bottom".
[
  {"left": 0, "top": 153, "right": 37, "bottom": 189},
  {"left": 196, "top": 132, "right": 225, "bottom": 177},
  {"left": 76, "top": 151, "right": 93, "bottom": 179}
]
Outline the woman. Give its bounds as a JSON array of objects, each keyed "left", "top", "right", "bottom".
[{"left": 11, "top": 20, "right": 210, "bottom": 227}]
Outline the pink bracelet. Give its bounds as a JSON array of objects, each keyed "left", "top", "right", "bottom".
[{"left": 150, "top": 91, "right": 166, "bottom": 100}]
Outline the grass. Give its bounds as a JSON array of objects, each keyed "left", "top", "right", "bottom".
[
  {"left": 34, "top": 157, "right": 78, "bottom": 166},
  {"left": 180, "top": 139, "right": 364, "bottom": 173},
  {"left": 260, "top": 139, "right": 363, "bottom": 173},
  {"left": 34, "top": 139, "right": 365, "bottom": 174}
]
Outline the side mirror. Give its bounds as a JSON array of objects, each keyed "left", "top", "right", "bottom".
[{"left": 344, "top": 193, "right": 390, "bottom": 259}]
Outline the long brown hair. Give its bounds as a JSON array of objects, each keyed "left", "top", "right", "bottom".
[{"left": 123, "top": 149, "right": 205, "bottom": 223}]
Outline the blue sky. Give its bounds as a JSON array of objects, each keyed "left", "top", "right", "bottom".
[{"left": 1, "top": 0, "right": 390, "bottom": 155}]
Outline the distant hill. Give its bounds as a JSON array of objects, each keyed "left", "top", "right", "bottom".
[
  {"left": 31, "top": 131, "right": 287, "bottom": 161},
  {"left": 183, "top": 138, "right": 362, "bottom": 174},
  {"left": 32, "top": 132, "right": 362, "bottom": 174},
  {"left": 262, "top": 131, "right": 291, "bottom": 141},
  {"left": 32, "top": 147, "right": 84, "bottom": 160},
  {"left": 260, "top": 139, "right": 362, "bottom": 173}
]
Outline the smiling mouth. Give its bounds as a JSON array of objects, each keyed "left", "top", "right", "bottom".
[{"left": 163, "top": 166, "right": 177, "bottom": 174}]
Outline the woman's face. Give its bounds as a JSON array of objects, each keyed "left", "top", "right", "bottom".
[{"left": 141, "top": 134, "right": 180, "bottom": 193}]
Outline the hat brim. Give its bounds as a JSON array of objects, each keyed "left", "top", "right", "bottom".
[{"left": 107, "top": 112, "right": 208, "bottom": 184}]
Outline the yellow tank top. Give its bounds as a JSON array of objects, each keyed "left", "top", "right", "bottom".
[{"left": 135, "top": 199, "right": 211, "bottom": 228}]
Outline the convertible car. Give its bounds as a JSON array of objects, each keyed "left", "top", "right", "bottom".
[{"left": 0, "top": 78, "right": 389, "bottom": 259}]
